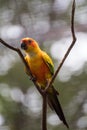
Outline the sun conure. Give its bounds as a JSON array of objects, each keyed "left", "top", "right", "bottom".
[{"left": 21, "top": 37, "right": 69, "bottom": 128}]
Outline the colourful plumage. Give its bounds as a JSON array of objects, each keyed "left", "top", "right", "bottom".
[{"left": 21, "top": 37, "right": 69, "bottom": 128}]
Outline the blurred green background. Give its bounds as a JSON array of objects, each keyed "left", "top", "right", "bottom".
[{"left": 0, "top": 0, "right": 87, "bottom": 130}]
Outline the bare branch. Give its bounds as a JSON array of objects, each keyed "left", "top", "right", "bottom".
[
  {"left": 0, "top": 38, "right": 48, "bottom": 130},
  {"left": 0, "top": 1, "right": 76, "bottom": 130},
  {"left": 0, "top": 39, "right": 18, "bottom": 51},
  {"left": 44, "top": 0, "right": 76, "bottom": 92},
  {"left": 0, "top": 38, "right": 43, "bottom": 95},
  {"left": 42, "top": 95, "right": 47, "bottom": 130}
]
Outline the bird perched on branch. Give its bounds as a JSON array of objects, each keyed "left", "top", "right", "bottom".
[{"left": 21, "top": 37, "right": 69, "bottom": 128}]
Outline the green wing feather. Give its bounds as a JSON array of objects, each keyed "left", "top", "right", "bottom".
[{"left": 41, "top": 51, "right": 54, "bottom": 75}]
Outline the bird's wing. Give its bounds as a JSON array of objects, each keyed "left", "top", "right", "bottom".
[{"left": 41, "top": 51, "right": 54, "bottom": 75}]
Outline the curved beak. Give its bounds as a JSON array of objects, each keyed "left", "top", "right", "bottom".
[{"left": 21, "top": 43, "right": 27, "bottom": 50}]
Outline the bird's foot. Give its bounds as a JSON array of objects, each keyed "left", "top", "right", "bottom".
[{"left": 30, "top": 76, "right": 36, "bottom": 82}]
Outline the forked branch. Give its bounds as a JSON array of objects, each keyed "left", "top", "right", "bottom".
[
  {"left": 45, "top": 0, "right": 76, "bottom": 92},
  {"left": 0, "top": 0, "right": 76, "bottom": 130}
]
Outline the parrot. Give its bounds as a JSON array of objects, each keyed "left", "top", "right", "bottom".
[{"left": 21, "top": 37, "right": 69, "bottom": 128}]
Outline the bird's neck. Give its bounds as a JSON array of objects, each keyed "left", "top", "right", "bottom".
[{"left": 26, "top": 47, "right": 41, "bottom": 58}]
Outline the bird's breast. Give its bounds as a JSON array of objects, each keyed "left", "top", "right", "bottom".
[{"left": 29, "top": 56, "right": 51, "bottom": 86}]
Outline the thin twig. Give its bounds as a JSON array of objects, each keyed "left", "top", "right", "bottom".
[
  {"left": 0, "top": 1, "right": 76, "bottom": 130},
  {"left": 0, "top": 38, "right": 43, "bottom": 95},
  {"left": 41, "top": 1, "right": 76, "bottom": 128},
  {"left": 44, "top": 0, "right": 76, "bottom": 92},
  {"left": 42, "top": 94, "right": 47, "bottom": 130},
  {"left": 0, "top": 39, "right": 18, "bottom": 51},
  {"left": 0, "top": 38, "right": 47, "bottom": 130}
]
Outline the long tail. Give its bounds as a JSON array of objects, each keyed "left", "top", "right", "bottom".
[{"left": 47, "top": 88, "right": 69, "bottom": 128}]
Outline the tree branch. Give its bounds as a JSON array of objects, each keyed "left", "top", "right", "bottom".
[
  {"left": 0, "top": 39, "right": 43, "bottom": 95},
  {"left": 42, "top": 95, "right": 47, "bottom": 130},
  {"left": 0, "top": 39, "right": 48, "bottom": 130},
  {"left": 44, "top": 0, "right": 76, "bottom": 92},
  {"left": 0, "top": 1, "right": 76, "bottom": 130}
]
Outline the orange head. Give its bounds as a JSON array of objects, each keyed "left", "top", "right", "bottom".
[{"left": 21, "top": 37, "right": 40, "bottom": 53}]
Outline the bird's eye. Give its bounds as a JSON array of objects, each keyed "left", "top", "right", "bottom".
[{"left": 28, "top": 40, "right": 32, "bottom": 44}]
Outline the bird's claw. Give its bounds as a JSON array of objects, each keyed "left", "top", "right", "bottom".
[
  {"left": 41, "top": 89, "right": 47, "bottom": 96},
  {"left": 30, "top": 76, "right": 36, "bottom": 82}
]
